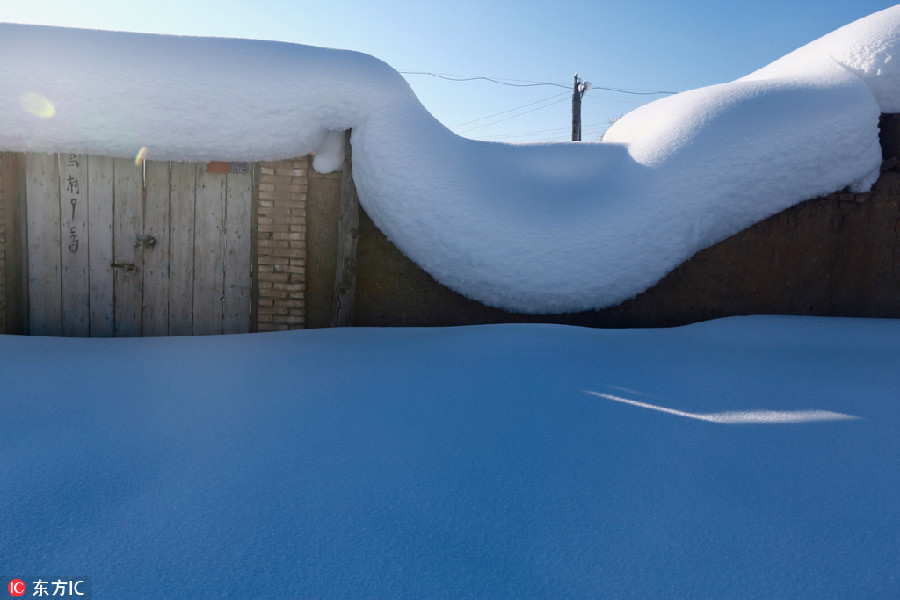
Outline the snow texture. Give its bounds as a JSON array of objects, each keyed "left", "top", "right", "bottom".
[
  {"left": 1, "top": 7, "right": 899, "bottom": 312},
  {"left": 1, "top": 316, "right": 898, "bottom": 598}
]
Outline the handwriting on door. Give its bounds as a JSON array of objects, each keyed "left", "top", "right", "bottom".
[{"left": 64, "top": 154, "right": 80, "bottom": 253}]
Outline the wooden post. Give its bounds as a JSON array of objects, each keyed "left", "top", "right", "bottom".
[
  {"left": 249, "top": 163, "right": 260, "bottom": 333},
  {"left": 572, "top": 73, "right": 582, "bottom": 142},
  {"left": 1, "top": 152, "right": 27, "bottom": 334},
  {"left": 332, "top": 130, "right": 359, "bottom": 327}
]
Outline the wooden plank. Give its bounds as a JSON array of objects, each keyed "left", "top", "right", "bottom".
[
  {"left": 25, "top": 152, "right": 62, "bottom": 336},
  {"left": 223, "top": 169, "right": 253, "bottom": 334},
  {"left": 1, "top": 152, "right": 27, "bottom": 334},
  {"left": 168, "top": 162, "right": 196, "bottom": 336},
  {"left": 192, "top": 166, "right": 226, "bottom": 335},
  {"left": 332, "top": 131, "right": 358, "bottom": 327},
  {"left": 87, "top": 156, "right": 115, "bottom": 337},
  {"left": 0, "top": 153, "right": 7, "bottom": 335},
  {"left": 142, "top": 161, "right": 171, "bottom": 336},
  {"left": 112, "top": 157, "right": 143, "bottom": 337},
  {"left": 59, "top": 153, "right": 90, "bottom": 336}
]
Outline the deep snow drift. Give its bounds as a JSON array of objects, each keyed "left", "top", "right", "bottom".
[
  {"left": 1, "top": 317, "right": 898, "bottom": 598},
  {"left": 1, "top": 7, "right": 899, "bottom": 312}
]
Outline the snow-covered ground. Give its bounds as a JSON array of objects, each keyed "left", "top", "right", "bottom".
[
  {"left": 3, "top": 7, "right": 900, "bottom": 312},
  {"left": 1, "top": 316, "right": 898, "bottom": 598}
]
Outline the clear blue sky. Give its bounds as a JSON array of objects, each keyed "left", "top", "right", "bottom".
[{"left": 3, "top": 0, "right": 895, "bottom": 142}]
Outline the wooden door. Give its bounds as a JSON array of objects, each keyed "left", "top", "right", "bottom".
[{"left": 24, "top": 153, "right": 253, "bottom": 336}]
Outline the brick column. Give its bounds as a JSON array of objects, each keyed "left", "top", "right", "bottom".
[{"left": 255, "top": 157, "right": 308, "bottom": 331}]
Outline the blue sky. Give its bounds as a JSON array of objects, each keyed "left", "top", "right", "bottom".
[{"left": 3, "top": 0, "right": 895, "bottom": 141}]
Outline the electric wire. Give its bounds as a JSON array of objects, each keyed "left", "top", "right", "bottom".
[
  {"left": 400, "top": 70, "right": 676, "bottom": 95},
  {"left": 476, "top": 121, "right": 611, "bottom": 142},
  {"left": 399, "top": 71, "right": 570, "bottom": 89},
  {"left": 457, "top": 96, "right": 571, "bottom": 134},
  {"left": 453, "top": 91, "right": 569, "bottom": 128}
]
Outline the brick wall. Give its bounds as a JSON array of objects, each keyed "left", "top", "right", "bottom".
[{"left": 255, "top": 157, "right": 309, "bottom": 331}]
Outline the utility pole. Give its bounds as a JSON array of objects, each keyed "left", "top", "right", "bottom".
[{"left": 571, "top": 73, "right": 591, "bottom": 141}]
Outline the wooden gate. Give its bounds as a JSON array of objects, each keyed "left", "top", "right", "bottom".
[{"left": 25, "top": 153, "right": 253, "bottom": 336}]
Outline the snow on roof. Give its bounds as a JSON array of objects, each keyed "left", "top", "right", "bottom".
[
  {"left": 0, "top": 24, "right": 411, "bottom": 167},
  {"left": 2, "top": 7, "right": 899, "bottom": 313}
]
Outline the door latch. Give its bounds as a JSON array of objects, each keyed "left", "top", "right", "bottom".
[
  {"left": 110, "top": 262, "right": 136, "bottom": 273},
  {"left": 135, "top": 234, "right": 157, "bottom": 249}
]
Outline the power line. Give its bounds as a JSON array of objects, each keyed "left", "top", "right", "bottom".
[
  {"left": 475, "top": 121, "right": 612, "bottom": 142},
  {"left": 399, "top": 71, "right": 569, "bottom": 89},
  {"left": 476, "top": 127, "right": 573, "bottom": 141},
  {"left": 400, "top": 70, "right": 677, "bottom": 96},
  {"left": 453, "top": 91, "right": 569, "bottom": 128},
  {"left": 589, "top": 84, "right": 676, "bottom": 96},
  {"left": 457, "top": 96, "right": 570, "bottom": 134}
]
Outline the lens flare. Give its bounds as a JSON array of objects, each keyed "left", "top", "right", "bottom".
[
  {"left": 134, "top": 146, "right": 148, "bottom": 166},
  {"left": 21, "top": 92, "right": 55, "bottom": 118}
]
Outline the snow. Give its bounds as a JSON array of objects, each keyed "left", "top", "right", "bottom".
[
  {"left": 1, "top": 316, "right": 898, "bottom": 598},
  {"left": 1, "top": 8, "right": 899, "bottom": 313},
  {"left": 3, "top": 13, "right": 899, "bottom": 595}
]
